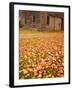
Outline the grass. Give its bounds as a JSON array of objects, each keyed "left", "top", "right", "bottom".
[
  {"left": 19, "top": 28, "right": 64, "bottom": 39},
  {"left": 20, "top": 28, "right": 64, "bottom": 33}
]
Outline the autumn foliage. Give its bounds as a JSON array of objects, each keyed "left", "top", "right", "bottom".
[{"left": 19, "top": 31, "right": 64, "bottom": 79}]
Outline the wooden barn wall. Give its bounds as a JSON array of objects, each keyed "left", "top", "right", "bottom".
[{"left": 19, "top": 11, "right": 64, "bottom": 31}]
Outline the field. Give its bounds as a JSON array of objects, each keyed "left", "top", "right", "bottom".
[{"left": 19, "top": 30, "right": 64, "bottom": 79}]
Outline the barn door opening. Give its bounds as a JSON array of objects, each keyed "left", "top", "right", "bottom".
[{"left": 61, "top": 18, "right": 64, "bottom": 30}]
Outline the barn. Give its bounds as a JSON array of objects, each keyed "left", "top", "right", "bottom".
[{"left": 19, "top": 10, "right": 64, "bottom": 31}]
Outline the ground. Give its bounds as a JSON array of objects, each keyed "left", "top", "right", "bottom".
[{"left": 19, "top": 30, "right": 64, "bottom": 79}]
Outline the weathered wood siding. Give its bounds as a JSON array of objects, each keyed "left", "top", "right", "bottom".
[{"left": 19, "top": 11, "right": 64, "bottom": 30}]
